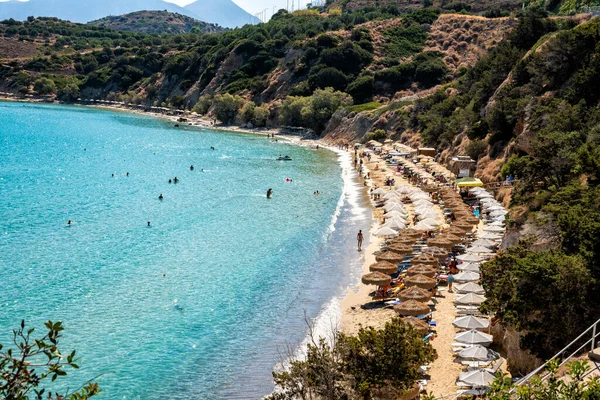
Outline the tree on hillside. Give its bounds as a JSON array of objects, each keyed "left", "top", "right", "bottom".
[
  {"left": 33, "top": 78, "right": 56, "bottom": 95},
  {"left": 0, "top": 320, "right": 100, "bottom": 400},
  {"left": 213, "top": 94, "right": 244, "bottom": 124}
]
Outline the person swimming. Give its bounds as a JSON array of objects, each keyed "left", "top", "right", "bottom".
[
  {"left": 210, "top": 146, "right": 215, "bottom": 150},
  {"left": 158, "top": 194, "right": 163, "bottom": 200},
  {"left": 147, "top": 221, "right": 151, "bottom": 226},
  {"left": 67, "top": 220, "right": 72, "bottom": 226},
  {"left": 126, "top": 172, "right": 129, "bottom": 177},
  {"left": 168, "top": 179, "right": 172, "bottom": 183},
  {"left": 190, "top": 165, "right": 194, "bottom": 171},
  {"left": 267, "top": 188, "right": 273, "bottom": 199},
  {"left": 174, "top": 177, "right": 179, "bottom": 183}
]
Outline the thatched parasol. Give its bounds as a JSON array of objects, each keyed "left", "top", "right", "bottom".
[
  {"left": 391, "top": 237, "right": 416, "bottom": 246},
  {"left": 406, "top": 265, "right": 437, "bottom": 278},
  {"left": 448, "top": 226, "right": 467, "bottom": 237},
  {"left": 454, "top": 222, "right": 474, "bottom": 231},
  {"left": 398, "top": 286, "right": 433, "bottom": 302},
  {"left": 394, "top": 300, "right": 430, "bottom": 316},
  {"left": 402, "top": 316, "right": 430, "bottom": 335},
  {"left": 411, "top": 254, "right": 439, "bottom": 266},
  {"left": 369, "top": 261, "right": 398, "bottom": 275},
  {"left": 423, "top": 185, "right": 438, "bottom": 193},
  {"left": 441, "top": 233, "right": 462, "bottom": 244},
  {"left": 386, "top": 244, "right": 414, "bottom": 255},
  {"left": 427, "top": 237, "right": 454, "bottom": 249},
  {"left": 361, "top": 272, "right": 392, "bottom": 286},
  {"left": 401, "top": 229, "right": 422, "bottom": 238},
  {"left": 375, "top": 251, "right": 405, "bottom": 263},
  {"left": 404, "top": 273, "right": 437, "bottom": 289}
]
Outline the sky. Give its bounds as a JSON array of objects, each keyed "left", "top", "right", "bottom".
[{"left": 165, "top": 0, "right": 310, "bottom": 19}]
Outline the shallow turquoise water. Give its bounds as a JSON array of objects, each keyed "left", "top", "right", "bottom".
[{"left": 0, "top": 102, "right": 371, "bottom": 399}]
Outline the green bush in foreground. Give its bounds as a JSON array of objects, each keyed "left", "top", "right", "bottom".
[
  {"left": 268, "top": 318, "right": 436, "bottom": 400},
  {"left": 0, "top": 320, "right": 100, "bottom": 400}
]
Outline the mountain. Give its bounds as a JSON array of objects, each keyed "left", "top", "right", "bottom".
[
  {"left": 88, "top": 10, "right": 225, "bottom": 34},
  {"left": 0, "top": 0, "right": 199, "bottom": 23},
  {"left": 184, "top": 0, "right": 259, "bottom": 28}
]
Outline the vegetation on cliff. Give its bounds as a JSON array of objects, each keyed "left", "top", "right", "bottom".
[{"left": 87, "top": 11, "right": 224, "bottom": 35}]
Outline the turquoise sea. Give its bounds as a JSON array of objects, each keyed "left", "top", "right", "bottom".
[{"left": 0, "top": 102, "right": 371, "bottom": 399}]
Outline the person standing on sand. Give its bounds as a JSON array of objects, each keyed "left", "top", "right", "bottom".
[{"left": 357, "top": 230, "right": 364, "bottom": 251}]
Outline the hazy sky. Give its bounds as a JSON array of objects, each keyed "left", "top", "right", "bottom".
[{"left": 165, "top": 0, "right": 309, "bottom": 19}]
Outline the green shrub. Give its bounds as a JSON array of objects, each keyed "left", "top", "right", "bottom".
[
  {"left": 192, "top": 95, "right": 212, "bottom": 115},
  {"left": 346, "top": 75, "right": 374, "bottom": 104},
  {"left": 33, "top": 77, "right": 56, "bottom": 95},
  {"left": 346, "top": 101, "right": 381, "bottom": 113},
  {"left": 213, "top": 93, "right": 244, "bottom": 124}
]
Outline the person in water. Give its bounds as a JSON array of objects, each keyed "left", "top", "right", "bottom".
[
  {"left": 126, "top": 172, "right": 129, "bottom": 177},
  {"left": 267, "top": 188, "right": 273, "bottom": 199},
  {"left": 174, "top": 177, "right": 179, "bottom": 183},
  {"left": 190, "top": 165, "right": 194, "bottom": 171},
  {"left": 147, "top": 221, "right": 151, "bottom": 227},
  {"left": 67, "top": 220, "right": 72, "bottom": 226},
  {"left": 159, "top": 194, "right": 164, "bottom": 200},
  {"left": 168, "top": 179, "right": 172, "bottom": 183},
  {"left": 210, "top": 146, "right": 215, "bottom": 150},
  {"left": 357, "top": 230, "right": 364, "bottom": 251}
]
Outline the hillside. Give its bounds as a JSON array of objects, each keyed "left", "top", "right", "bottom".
[
  {"left": 184, "top": 0, "right": 260, "bottom": 28},
  {"left": 327, "top": 0, "right": 522, "bottom": 13},
  {"left": 87, "top": 11, "right": 225, "bottom": 35},
  {"left": 0, "top": 0, "right": 198, "bottom": 23}
]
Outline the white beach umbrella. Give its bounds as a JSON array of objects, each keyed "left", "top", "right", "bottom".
[
  {"left": 383, "top": 191, "right": 400, "bottom": 199},
  {"left": 470, "top": 239, "right": 497, "bottom": 248},
  {"left": 373, "top": 188, "right": 388, "bottom": 195},
  {"left": 418, "top": 209, "right": 440, "bottom": 219},
  {"left": 454, "top": 271, "right": 481, "bottom": 282},
  {"left": 455, "top": 292, "right": 486, "bottom": 305},
  {"left": 410, "top": 193, "right": 430, "bottom": 201},
  {"left": 478, "top": 233, "right": 503, "bottom": 240},
  {"left": 420, "top": 218, "right": 442, "bottom": 227},
  {"left": 383, "top": 219, "right": 407, "bottom": 230},
  {"left": 455, "top": 329, "right": 493, "bottom": 346},
  {"left": 457, "top": 263, "right": 481, "bottom": 273},
  {"left": 466, "top": 246, "right": 494, "bottom": 254},
  {"left": 457, "top": 254, "right": 485, "bottom": 263},
  {"left": 413, "top": 221, "right": 436, "bottom": 231},
  {"left": 454, "top": 282, "right": 485, "bottom": 294},
  {"left": 458, "top": 345, "right": 499, "bottom": 362},
  {"left": 489, "top": 210, "right": 507, "bottom": 217},
  {"left": 453, "top": 316, "right": 490, "bottom": 330},
  {"left": 484, "top": 226, "right": 505, "bottom": 233},
  {"left": 384, "top": 203, "right": 405, "bottom": 212},
  {"left": 485, "top": 205, "right": 505, "bottom": 212},
  {"left": 457, "top": 369, "right": 496, "bottom": 387},
  {"left": 476, "top": 193, "right": 493, "bottom": 199},
  {"left": 384, "top": 210, "right": 408, "bottom": 219},
  {"left": 397, "top": 186, "right": 415, "bottom": 195},
  {"left": 489, "top": 221, "right": 505, "bottom": 227},
  {"left": 375, "top": 226, "right": 398, "bottom": 237}
]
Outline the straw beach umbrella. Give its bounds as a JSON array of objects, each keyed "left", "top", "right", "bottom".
[
  {"left": 453, "top": 316, "right": 490, "bottom": 330},
  {"left": 394, "top": 300, "right": 430, "bottom": 317},
  {"left": 387, "top": 244, "right": 414, "bottom": 255},
  {"left": 455, "top": 292, "right": 486, "bottom": 305},
  {"left": 369, "top": 261, "right": 398, "bottom": 275},
  {"left": 391, "top": 237, "right": 416, "bottom": 246},
  {"left": 412, "top": 254, "right": 439, "bottom": 266},
  {"left": 361, "top": 272, "right": 392, "bottom": 286},
  {"left": 398, "top": 286, "right": 433, "bottom": 302},
  {"left": 402, "top": 316, "right": 430, "bottom": 335},
  {"left": 376, "top": 251, "right": 405, "bottom": 263},
  {"left": 455, "top": 329, "right": 493, "bottom": 346},
  {"left": 407, "top": 265, "right": 437, "bottom": 278},
  {"left": 454, "top": 282, "right": 485, "bottom": 294},
  {"left": 405, "top": 274, "right": 437, "bottom": 289},
  {"left": 422, "top": 246, "right": 449, "bottom": 259},
  {"left": 427, "top": 237, "right": 454, "bottom": 249}
]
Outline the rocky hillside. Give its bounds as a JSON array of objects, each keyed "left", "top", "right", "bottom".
[
  {"left": 88, "top": 11, "right": 225, "bottom": 35},
  {"left": 327, "top": 0, "right": 522, "bottom": 14}
]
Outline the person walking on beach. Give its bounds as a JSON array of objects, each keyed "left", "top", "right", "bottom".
[{"left": 357, "top": 230, "right": 364, "bottom": 251}]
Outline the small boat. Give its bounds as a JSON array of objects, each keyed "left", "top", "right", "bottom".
[{"left": 277, "top": 155, "right": 292, "bottom": 161}]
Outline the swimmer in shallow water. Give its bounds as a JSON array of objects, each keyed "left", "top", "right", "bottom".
[
  {"left": 158, "top": 194, "right": 163, "bottom": 200},
  {"left": 174, "top": 177, "right": 179, "bottom": 183},
  {"left": 190, "top": 165, "right": 194, "bottom": 171},
  {"left": 147, "top": 221, "right": 151, "bottom": 227},
  {"left": 67, "top": 220, "right": 72, "bottom": 226},
  {"left": 267, "top": 188, "right": 273, "bottom": 199}
]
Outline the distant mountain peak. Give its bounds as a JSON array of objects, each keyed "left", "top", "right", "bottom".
[
  {"left": 87, "top": 10, "right": 225, "bottom": 34},
  {"left": 184, "top": 0, "right": 260, "bottom": 28}
]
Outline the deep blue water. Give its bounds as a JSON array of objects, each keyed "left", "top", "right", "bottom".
[{"left": 0, "top": 102, "right": 371, "bottom": 399}]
